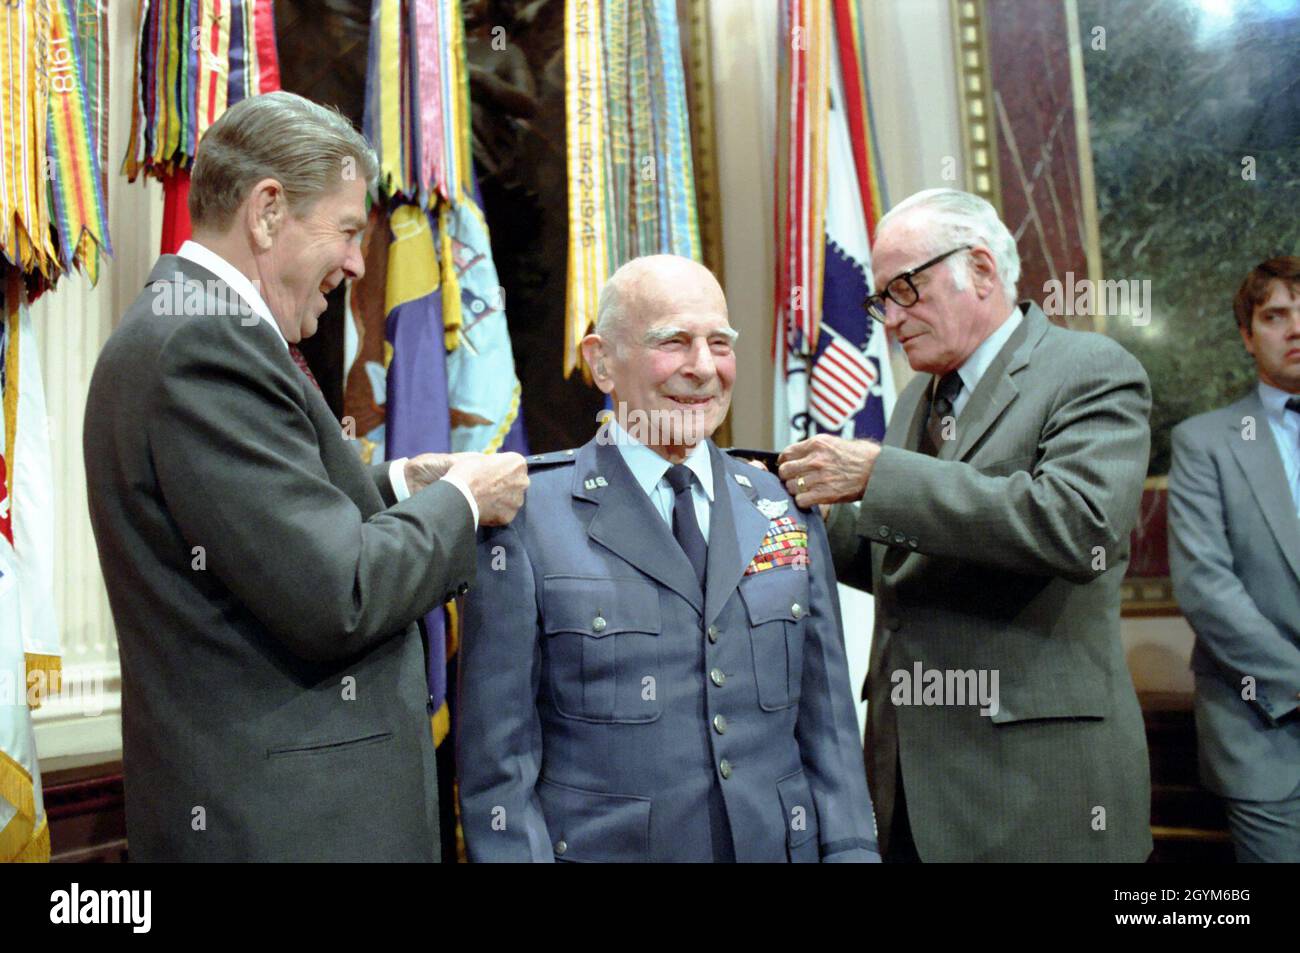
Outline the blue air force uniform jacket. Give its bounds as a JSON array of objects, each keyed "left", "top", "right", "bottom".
[{"left": 456, "top": 436, "right": 879, "bottom": 862}]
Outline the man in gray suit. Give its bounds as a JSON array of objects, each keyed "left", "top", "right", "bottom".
[
  {"left": 456, "top": 255, "right": 878, "bottom": 862},
  {"left": 1169, "top": 256, "right": 1300, "bottom": 862},
  {"left": 779, "top": 189, "right": 1153, "bottom": 862},
  {"left": 84, "top": 92, "right": 527, "bottom": 861}
]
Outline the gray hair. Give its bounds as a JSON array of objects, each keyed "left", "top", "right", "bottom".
[
  {"left": 877, "top": 188, "right": 1020, "bottom": 301},
  {"left": 594, "top": 269, "right": 630, "bottom": 347},
  {"left": 189, "top": 91, "right": 378, "bottom": 232}
]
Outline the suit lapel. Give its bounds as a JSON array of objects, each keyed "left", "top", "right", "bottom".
[
  {"left": 946, "top": 304, "right": 1043, "bottom": 462},
  {"left": 875, "top": 377, "right": 931, "bottom": 580},
  {"left": 583, "top": 439, "right": 704, "bottom": 613},
  {"left": 704, "top": 446, "right": 771, "bottom": 626},
  {"left": 892, "top": 377, "right": 929, "bottom": 452},
  {"left": 1227, "top": 394, "right": 1300, "bottom": 584}
]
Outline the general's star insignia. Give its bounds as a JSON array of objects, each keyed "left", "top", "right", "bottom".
[{"left": 734, "top": 473, "right": 753, "bottom": 488}]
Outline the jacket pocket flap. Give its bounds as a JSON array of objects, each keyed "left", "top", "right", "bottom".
[
  {"left": 537, "top": 778, "right": 652, "bottom": 862},
  {"left": 776, "top": 769, "right": 818, "bottom": 848},
  {"left": 542, "top": 575, "right": 661, "bottom": 637},
  {"left": 988, "top": 670, "right": 1108, "bottom": 724},
  {"left": 739, "top": 575, "right": 805, "bottom": 625}
]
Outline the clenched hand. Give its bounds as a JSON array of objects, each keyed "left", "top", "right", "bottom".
[
  {"left": 777, "top": 434, "right": 880, "bottom": 509},
  {"left": 445, "top": 452, "right": 529, "bottom": 526}
]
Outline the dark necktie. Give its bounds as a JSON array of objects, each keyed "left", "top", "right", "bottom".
[
  {"left": 665, "top": 464, "right": 708, "bottom": 589},
  {"left": 1286, "top": 396, "right": 1300, "bottom": 417},
  {"left": 919, "top": 371, "right": 963, "bottom": 457},
  {"left": 288, "top": 343, "right": 321, "bottom": 391}
]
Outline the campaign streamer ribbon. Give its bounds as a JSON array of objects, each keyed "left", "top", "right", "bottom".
[
  {"left": 774, "top": 0, "right": 830, "bottom": 360},
  {"left": 563, "top": 0, "right": 609, "bottom": 378}
]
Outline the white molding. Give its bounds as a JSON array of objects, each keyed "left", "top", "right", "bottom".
[{"left": 33, "top": 662, "right": 122, "bottom": 768}]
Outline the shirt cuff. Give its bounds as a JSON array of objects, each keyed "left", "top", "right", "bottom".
[
  {"left": 388, "top": 458, "right": 412, "bottom": 502},
  {"left": 389, "top": 458, "right": 480, "bottom": 531},
  {"left": 440, "top": 473, "right": 480, "bottom": 531}
]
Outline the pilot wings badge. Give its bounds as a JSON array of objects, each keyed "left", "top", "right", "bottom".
[{"left": 755, "top": 498, "right": 789, "bottom": 520}]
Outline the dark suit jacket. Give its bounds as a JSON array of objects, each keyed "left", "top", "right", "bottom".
[
  {"left": 84, "top": 256, "right": 474, "bottom": 861},
  {"left": 828, "top": 303, "right": 1154, "bottom": 861},
  {"left": 1169, "top": 392, "right": 1300, "bottom": 801},
  {"left": 457, "top": 438, "right": 878, "bottom": 862}
]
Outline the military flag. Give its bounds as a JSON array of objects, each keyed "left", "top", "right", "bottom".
[
  {"left": 773, "top": 0, "right": 893, "bottom": 739},
  {"left": 1, "top": 276, "right": 60, "bottom": 862},
  {"left": 358, "top": 6, "right": 526, "bottom": 855}
]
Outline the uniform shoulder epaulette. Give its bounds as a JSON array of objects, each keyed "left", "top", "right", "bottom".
[
  {"left": 526, "top": 448, "right": 579, "bottom": 470},
  {"left": 723, "top": 447, "right": 780, "bottom": 473}
]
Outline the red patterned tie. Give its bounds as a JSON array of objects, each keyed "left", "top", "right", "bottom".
[{"left": 288, "top": 343, "right": 321, "bottom": 391}]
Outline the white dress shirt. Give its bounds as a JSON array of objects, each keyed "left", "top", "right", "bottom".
[
  {"left": 950, "top": 306, "right": 1023, "bottom": 418},
  {"left": 176, "top": 239, "right": 286, "bottom": 348},
  {"left": 173, "top": 240, "right": 477, "bottom": 527},
  {"left": 1258, "top": 381, "right": 1300, "bottom": 518},
  {"left": 609, "top": 419, "right": 714, "bottom": 539}
]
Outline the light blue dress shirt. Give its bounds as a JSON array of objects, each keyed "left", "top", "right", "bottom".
[
  {"left": 609, "top": 419, "right": 715, "bottom": 539},
  {"left": 1258, "top": 381, "right": 1300, "bottom": 518},
  {"left": 951, "top": 307, "right": 1023, "bottom": 418}
]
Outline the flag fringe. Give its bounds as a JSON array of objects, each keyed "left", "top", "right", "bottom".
[
  {"left": 0, "top": 750, "right": 36, "bottom": 827},
  {"left": 0, "top": 813, "right": 49, "bottom": 863},
  {"left": 24, "top": 653, "right": 63, "bottom": 710}
]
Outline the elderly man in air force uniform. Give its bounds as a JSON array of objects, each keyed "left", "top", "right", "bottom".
[{"left": 456, "top": 255, "right": 878, "bottom": 862}]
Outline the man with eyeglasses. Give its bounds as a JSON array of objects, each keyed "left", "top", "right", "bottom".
[{"left": 778, "top": 188, "right": 1153, "bottom": 862}]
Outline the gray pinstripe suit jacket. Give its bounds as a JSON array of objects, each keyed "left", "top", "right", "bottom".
[{"left": 828, "top": 303, "right": 1154, "bottom": 861}]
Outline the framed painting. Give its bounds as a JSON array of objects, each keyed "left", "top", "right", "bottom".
[{"left": 953, "top": 0, "right": 1300, "bottom": 614}]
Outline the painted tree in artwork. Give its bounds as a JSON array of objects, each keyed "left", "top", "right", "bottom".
[{"left": 1079, "top": 0, "right": 1300, "bottom": 474}]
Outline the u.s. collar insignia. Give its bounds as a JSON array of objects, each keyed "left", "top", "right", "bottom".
[
  {"left": 584, "top": 476, "right": 608, "bottom": 490},
  {"left": 734, "top": 473, "right": 753, "bottom": 488},
  {"left": 756, "top": 497, "right": 788, "bottom": 519}
]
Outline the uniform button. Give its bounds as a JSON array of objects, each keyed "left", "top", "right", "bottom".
[
  {"left": 706, "top": 624, "right": 719, "bottom": 643},
  {"left": 592, "top": 615, "right": 607, "bottom": 633},
  {"left": 719, "top": 759, "right": 733, "bottom": 779},
  {"left": 458, "top": 582, "right": 470, "bottom": 594},
  {"left": 554, "top": 840, "right": 567, "bottom": 856},
  {"left": 710, "top": 668, "right": 726, "bottom": 687},
  {"left": 713, "top": 714, "right": 728, "bottom": 734},
  {"left": 790, "top": 602, "right": 802, "bottom": 620},
  {"left": 893, "top": 532, "right": 906, "bottom": 544},
  {"left": 908, "top": 538, "right": 919, "bottom": 549},
  {"left": 877, "top": 526, "right": 890, "bottom": 539}
]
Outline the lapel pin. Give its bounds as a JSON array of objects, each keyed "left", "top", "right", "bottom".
[
  {"left": 734, "top": 473, "right": 753, "bottom": 488},
  {"left": 584, "top": 476, "right": 608, "bottom": 490},
  {"left": 756, "top": 498, "right": 788, "bottom": 519}
]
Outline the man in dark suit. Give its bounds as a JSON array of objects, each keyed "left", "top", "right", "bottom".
[
  {"left": 83, "top": 92, "right": 527, "bottom": 861},
  {"left": 779, "top": 189, "right": 1153, "bottom": 862},
  {"left": 1169, "top": 257, "right": 1300, "bottom": 862},
  {"left": 456, "top": 255, "right": 878, "bottom": 862}
]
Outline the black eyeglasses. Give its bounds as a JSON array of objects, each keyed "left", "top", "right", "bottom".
[{"left": 864, "top": 245, "right": 972, "bottom": 323}]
